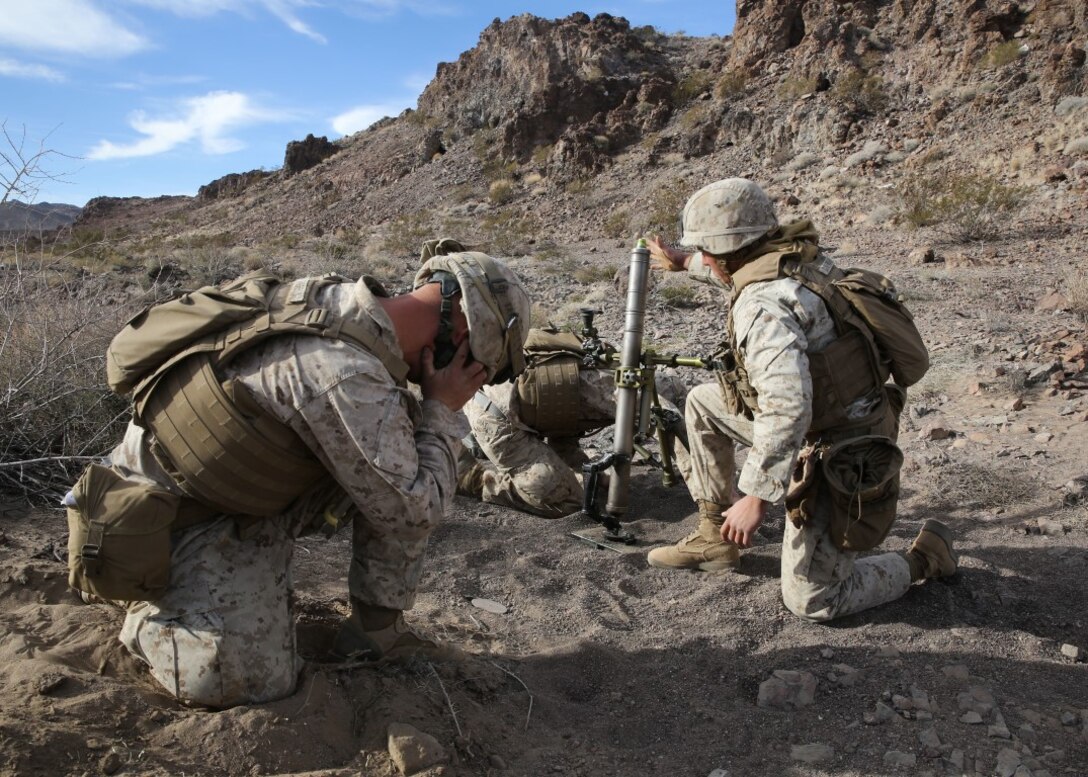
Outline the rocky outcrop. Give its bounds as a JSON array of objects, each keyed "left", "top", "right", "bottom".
[
  {"left": 417, "top": 13, "right": 679, "bottom": 170},
  {"left": 283, "top": 134, "right": 339, "bottom": 175},
  {"left": 197, "top": 169, "right": 270, "bottom": 201}
]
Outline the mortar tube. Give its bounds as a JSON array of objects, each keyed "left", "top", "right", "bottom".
[{"left": 606, "top": 240, "right": 650, "bottom": 517}]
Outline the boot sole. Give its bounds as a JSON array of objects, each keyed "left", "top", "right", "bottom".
[
  {"left": 920, "top": 519, "right": 959, "bottom": 572},
  {"left": 647, "top": 556, "right": 740, "bottom": 572}
]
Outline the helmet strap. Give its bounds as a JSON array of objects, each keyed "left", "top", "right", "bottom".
[{"left": 428, "top": 270, "right": 462, "bottom": 369}]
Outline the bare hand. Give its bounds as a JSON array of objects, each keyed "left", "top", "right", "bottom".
[
  {"left": 420, "top": 340, "right": 487, "bottom": 411},
  {"left": 720, "top": 494, "right": 768, "bottom": 548},
  {"left": 647, "top": 235, "right": 690, "bottom": 272}
]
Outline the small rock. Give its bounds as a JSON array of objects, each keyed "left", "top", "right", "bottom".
[
  {"left": 892, "top": 694, "right": 913, "bottom": 711},
  {"left": 918, "top": 727, "right": 942, "bottom": 756},
  {"left": 791, "top": 743, "right": 834, "bottom": 763},
  {"left": 1059, "top": 710, "right": 1079, "bottom": 726},
  {"left": 919, "top": 424, "right": 952, "bottom": 441},
  {"left": 1034, "top": 432, "right": 1054, "bottom": 443},
  {"left": 908, "top": 247, "right": 936, "bottom": 265},
  {"left": 100, "top": 751, "right": 122, "bottom": 776},
  {"left": 832, "top": 664, "right": 860, "bottom": 686},
  {"left": 883, "top": 750, "right": 917, "bottom": 768},
  {"left": 1036, "top": 292, "right": 1070, "bottom": 312},
  {"left": 1037, "top": 518, "right": 1065, "bottom": 536},
  {"left": 707, "top": 770, "right": 730, "bottom": 777},
  {"left": 489, "top": 754, "right": 507, "bottom": 770},
  {"left": 865, "top": 702, "right": 898, "bottom": 725},
  {"left": 989, "top": 709, "right": 1011, "bottom": 738},
  {"left": 960, "top": 711, "right": 984, "bottom": 724},
  {"left": 37, "top": 673, "right": 66, "bottom": 695},
  {"left": 948, "top": 749, "right": 964, "bottom": 770},
  {"left": 996, "top": 747, "right": 1022, "bottom": 777},
  {"left": 820, "top": 647, "right": 835, "bottom": 659},
  {"left": 1060, "top": 643, "right": 1084, "bottom": 661},
  {"left": 1006, "top": 397, "right": 1025, "bottom": 411},
  {"left": 756, "top": 670, "right": 817, "bottom": 709},
  {"left": 876, "top": 645, "right": 901, "bottom": 658},
  {"left": 388, "top": 722, "right": 447, "bottom": 775}
]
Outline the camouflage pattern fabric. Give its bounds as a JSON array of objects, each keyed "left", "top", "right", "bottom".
[
  {"left": 684, "top": 268, "right": 912, "bottom": 619},
  {"left": 462, "top": 369, "right": 614, "bottom": 518},
  {"left": 120, "top": 516, "right": 298, "bottom": 707},
  {"left": 109, "top": 277, "right": 467, "bottom": 705},
  {"left": 462, "top": 369, "right": 692, "bottom": 517}
]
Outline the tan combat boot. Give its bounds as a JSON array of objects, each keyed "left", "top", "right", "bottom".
[
  {"left": 904, "top": 519, "right": 958, "bottom": 581},
  {"left": 647, "top": 501, "right": 741, "bottom": 572},
  {"left": 331, "top": 601, "right": 458, "bottom": 663}
]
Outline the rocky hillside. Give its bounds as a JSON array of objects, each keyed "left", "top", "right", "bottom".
[{"left": 67, "top": 2, "right": 1085, "bottom": 267}]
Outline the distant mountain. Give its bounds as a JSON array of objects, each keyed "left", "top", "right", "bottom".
[{"left": 0, "top": 200, "right": 82, "bottom": 232}]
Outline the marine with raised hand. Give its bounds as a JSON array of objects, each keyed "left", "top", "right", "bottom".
[
  {"left": 65, "top": 250, "right": 530, "bottom": 707},
  {"left": 645, "top": 178, "right": 958, "bottom": 622}
]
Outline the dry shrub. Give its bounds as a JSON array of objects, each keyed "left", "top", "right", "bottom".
[
  {"left": 603, "top": 209, "right": 629, "bottom": 239},
  {"left": 0, "top": 251, "right": 132, "bottom": 500},
  {"left": 831, "top": 69, "right": 888, "bottom": 114},
  {"left": 931, "top": 460, "right": 1037, "bottom": 511},
  {"left": 574, "top": 265, "right": 615, "bottom": 285},
  {"left": 1065, "top": 269, "right": 1088, "bottom": 323},
  {"left": 488, "top": 179, "right": 516, "bottom": 205},
  {"left": 897, "top": 171, "right": 1028, "bottom": 240},
  {"left": 778, "top": 76, "right": 820, "bottom": 100},
  {"left": 714, "top": 69, "right": 749, "bottom": 100},
  {"left": 639, "top": 181, "right": 688, "bottom": 243},
  {"left": 978, "top": 40, "right": 1022, "bottom": 70},
  {"left": 673, "top": 70, "right": 714, "bottom": 104},
  {"left": 480, "top": 210, "right": 539, "bottom": 256},
  {"left": 658, "top": 284, "right": 699, "bottom": 308},
  {"left": 380, "top": 211, "right": 431, "bottom": 257}
]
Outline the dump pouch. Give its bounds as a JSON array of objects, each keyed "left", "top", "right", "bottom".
[
  {"left": 66, "top": 464, "right": 180, "bottom": 602},
  {"left": 821, "top": 435, "right": 903, "bottom": 551}
]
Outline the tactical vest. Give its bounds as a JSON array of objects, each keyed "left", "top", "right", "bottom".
[
  {"left": 110, "top": 271, "right": 409, "bottom": 517},
  {"left": 515, "top": 329, "right": 599, "bottom": 437},
  {"left": 719, "top": 250, "right": 928, "bottom": 436}
]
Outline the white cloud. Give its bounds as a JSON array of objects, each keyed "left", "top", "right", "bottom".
[
  {"left": 0, "top": 0, "right": 147, "bottom": 58},
  {"left": 126, "top": 0, "right": 457, "bottom": 41},
  {"left": 88, "top": 91, "right": 286, "bottom": 160},
  {"left": 0, "top": 58, "right": 65, "bottom": 82},
  {"left": 330, "top": 102, "right": 409, "bottom": 136}
]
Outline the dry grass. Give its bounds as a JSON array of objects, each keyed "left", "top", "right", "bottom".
[
  {"left": 0, "top": 248, "right": 133, "bottom": 500},
  {"left": 1065, "top": 269, "right": 1088, "bottom": 323},
  {"left": 931, "top": 460, "right": 1038, "bottom": 511}
]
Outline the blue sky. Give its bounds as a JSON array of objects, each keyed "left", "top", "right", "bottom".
[{"left": 1, "top": 1, "right": 735, "bottom": 207}]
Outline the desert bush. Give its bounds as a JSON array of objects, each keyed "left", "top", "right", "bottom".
[
  {"left": 381, "top": 211, "right": 431, "bottom": 257},
  {"left": 574, "top": 265, "right": 615, "bottom": 285},
  {"left": 845, "top": 140, "right": 887, "bottom": 168},
  {"left": 658, "top": 284, "right": 699, "bottom": 308},
  {"left": 174, "top": 244, "right": 243, "bottom": 286},
  {"left": 786, "top": 152, "right": 820, "bottom": 171},
  {"left": 897, "top": 171, "right": 1028, "bottom": 240},
  {"left": 979, "top": 40, "right": 1023, "bottom": 69},
  {"left": 932, "top": 460, "right": 1037, "bottom": 511},
  {"left": 489, "top": 178, "right": 516, "bottom": 205},
  {"left": 481, "top": 210, "right": 539, "bottom": 256},
  {"left": 603, "top": 208, "right": 629, "bottom": 238},
  {"left": 1056, "top": 96, "right": 1088, "bottom": 118},
  {"left": 639, "top": 181, "right": 688, "bottom": 242},
  {"left": 714, "top": 69, "right": 749, "bottom": 100},
  {"left": 1065, "top": 269, "right": 1088, "bottom": 323},
  {"left": 524, "top": 171, "right": 544, "bottom": 186},
  {"left": 531, "top": 144, "right": 553, "bottom": 167},
  {"left": 0, "top": 252, "right": 132, "bottom": 500},
  {"left": 778, "top": 76, "right": 820, "bottom": 100},
  {"left": 831, "top": 69, "right": 888, "bottom": 114},
  {"left": 1064, "top": 137, "right": 1088, "bottom": 156},
  {"left": 673, "top": 70, "right": 714, "bottom": 104}
]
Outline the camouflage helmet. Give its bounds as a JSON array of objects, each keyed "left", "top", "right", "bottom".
[
  {"left": 679, "top": 178, "right": 778, "bottom": 256},
  {"left": 414, "top": 252, "right": 531, "bottom": 383}
]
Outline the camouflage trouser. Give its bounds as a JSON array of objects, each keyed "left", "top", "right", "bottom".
[
  {"left": 463, "top": 397, "right": 585, "bottom": 518},
  {"left": 119, "top": 516, "right": 300, "bottom": 708},
  {"left": 685, "top": 383, "right": 912, "bottom": 622}
]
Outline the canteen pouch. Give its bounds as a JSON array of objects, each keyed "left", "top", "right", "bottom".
[{"left": 67, "top": 464, "right": 180, "bottom": 602}]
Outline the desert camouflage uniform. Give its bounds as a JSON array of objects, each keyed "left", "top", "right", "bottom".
[
  {"left": 463, "top": 368, "right": 614, "bottom": 518},
  {"left": 112, "top": 278, "right": 467, "bottom": 706},
  {"left": 685, "top": 254, "right": 912, "bottom": 621}
]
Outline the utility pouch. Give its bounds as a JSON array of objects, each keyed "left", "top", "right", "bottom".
[
  {"left": 821, "top": 435, "right": 902, "bottom": 551},
  {"left": 785, "top": 443, "right": 822, "bottom": 529},
  {"left": 66, "top": 464, "right": 180, "bottom": 602},
  {"left": 715, "top": 351, "right": 759, "bottom": 420}
]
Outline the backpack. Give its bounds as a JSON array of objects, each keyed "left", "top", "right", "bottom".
[
  {"left": 790, "top": 259, "right": 929, "bottom": 388},
  {"left": 515, "top": 329, "right": 607, "bottom": 437}
]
